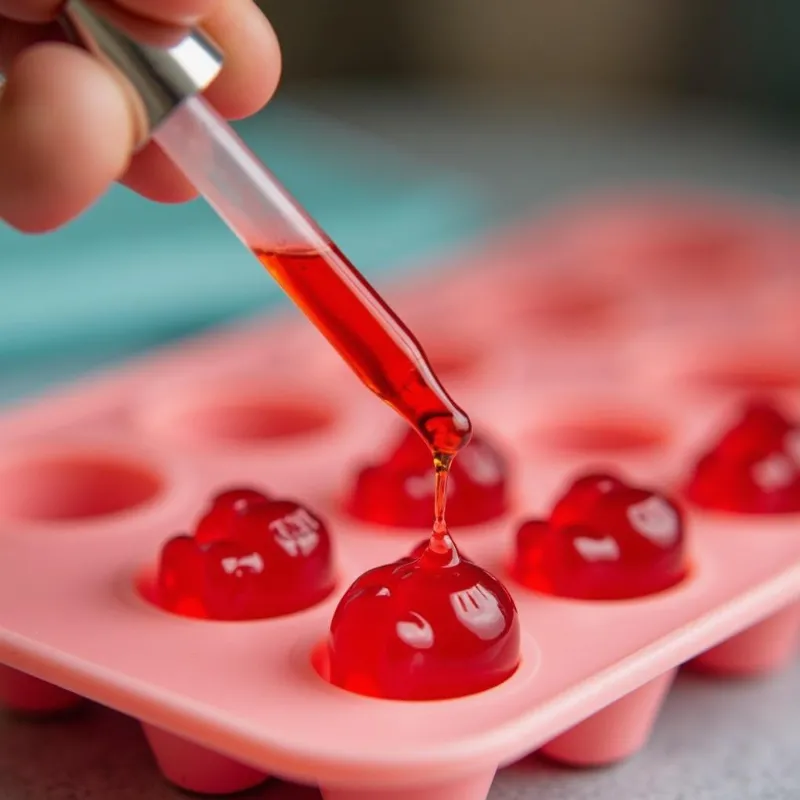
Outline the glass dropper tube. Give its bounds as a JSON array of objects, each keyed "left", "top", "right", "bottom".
[{"left": 153, "top": 96, "right": 471, "bottom": 457}]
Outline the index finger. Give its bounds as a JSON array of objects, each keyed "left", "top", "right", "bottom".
[{"left": 0, "top": 0, "right": 217, "bottom": 25}]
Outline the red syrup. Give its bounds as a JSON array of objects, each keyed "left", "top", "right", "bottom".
[
  {"left": 514, "top": 472, "right": 687, "bottom": 600},
  {"left": 156, "top": 488, "right": 336, "bottom": 620},
  {"left": 249, "top": 243, "right": 521, "bottom": 696},
  {"left": 347, "top": 428, "right": 508, "bottom": 528},
  {"left": 252, "top": 246, "right": 471, "bottom": 458},
  {"left": 685, "top": 401, "right": 800, "bottom": 514}
]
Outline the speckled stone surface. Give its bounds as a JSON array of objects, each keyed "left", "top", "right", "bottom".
[{"left": 1, "top": 661, "right": 797, "bottom": 799}]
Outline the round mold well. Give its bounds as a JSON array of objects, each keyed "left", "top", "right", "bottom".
[
  {"left": 145, "top": 393, "right": 334, "bottom": 446},
  {"left": 0, "top": 449, "right": 165, "bottom": 524},
  {"left": 426, "top": 344, "right": 484, "bottom": 382},
  {"left": 530, "top": 406, "right": 671, "bottom": 458},
  {"left": 130, "top": 377, "right": 359, "bottom": 476},
  {"left": 686, "top": 358, "right": 800, "bottom": 395}
]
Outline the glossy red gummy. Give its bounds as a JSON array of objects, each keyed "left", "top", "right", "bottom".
[
  {"left": 685, "top": 401, "right": 800, "bottom": 514},
  {"left": 407, "top": 538, "right": 474, "bottom": 563},
  {"left": 514, "top": 472, "right": 686, "bottom": 600},
  {"left": 194, "top": 488, "right": 271, "bottom": 543},
  {"left": 328, "top": 539, "right": 520, "bottom": 700},
  {"left": 157, "top": 489, "right": 335, "bottom": 620},
  {"left": 347, "top": 429, "right": 508, "bottom": 528}
]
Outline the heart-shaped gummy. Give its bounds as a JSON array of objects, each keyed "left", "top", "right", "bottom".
[
  {"left": 686, "top": 401, "right": 800, "bottom": 514},
  {"left": 514, "top": 471, "right": 686, "bottom": 600},
  {"left": 346, "top": 429, "right": 508, "bottom": 528},
  {"left": 157, "top": 488, "right": 336, "bottom": 620},
  {"left": 328, "top": 540, "right": 520, "bottom": 700}
]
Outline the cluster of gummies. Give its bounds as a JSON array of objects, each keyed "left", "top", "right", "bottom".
[
  {"left": 685, "top": 401, "right": 800, "bottom": 515},
  {"left": 327, "top": 537, "right": 521, "bottom": 700},
  {"left": 347, "top": 428, "right": 508, "bottom": 528},
  {"left": 514, "top": 472, "right": 687, "bottom": 600},
  {"left": 156, "top": 488, "right": 336, "bottom": 620}
]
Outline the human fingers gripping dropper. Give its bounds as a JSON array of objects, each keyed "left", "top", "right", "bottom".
[{"left": 59, "top": 1, "right": 471, "bottom": 544}]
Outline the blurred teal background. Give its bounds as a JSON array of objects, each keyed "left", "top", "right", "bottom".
[
  {"left": 2, "top": 0, "right": 799, "bottom": 406},
  {"left": 0, "top": 101, "right": 484, "bottom": 404}
]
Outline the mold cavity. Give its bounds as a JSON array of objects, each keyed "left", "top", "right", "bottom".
[
  {"left": 690, "top": 363, "right": 800, "bottom": 393},
  {"left": 529, "top": 284, "right": 618, "bottom": 330},
  {"left": 634, "top": 222, "right": 754, "bottom": 285},
  {"left": 0, "top": 453, "right": 163, "bottom": 522},
  {"left": 538, "top": 417, "right": 667, "bottom": 453},
  {"left": 428, "top": 347, "right": 479, "bottom": 380},
  {"left": 151, "top": 394, "right": 333, "bottom": 445}
]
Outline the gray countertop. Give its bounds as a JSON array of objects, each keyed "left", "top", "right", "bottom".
[{"left": 1, "top": 89, "right": 798, "bottom": 798}]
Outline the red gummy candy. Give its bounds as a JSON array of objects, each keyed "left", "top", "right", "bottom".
[
  {"left": 328, "top": 540, "right": 520, "bottom": 700},
  {"left": 195, "top": 488, "right": 270, "bottom": 543},
  {"left": 408, "top": 538, "right": 473, "bottom": 562},
  {"left": 157, "top": 490, "right": 335, "bottom": 620},
  {"left": 347, "top": 429, "right": 508, "bottom": 528},
  {"left": 686, "top": 402, "right": 800, "bottom": 514},
  {"left": 514, "top": 471, "right": 686, "bottom": 600}
]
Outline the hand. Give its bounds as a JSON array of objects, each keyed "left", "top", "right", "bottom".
[{"left": 0, "top": 0, "right": 281, "bottom": 232}]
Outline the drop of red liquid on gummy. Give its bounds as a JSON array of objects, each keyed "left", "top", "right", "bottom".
[
  {"left": 408, "top": 537, "right": 475, "bottom": 563},
  {"left": 347, "top": 429, "right": 508, "bottom": 528},
  {"left": 157, "top": 490, "right": 336, "bottom": 620},
  {"left": 514, "top": 471, "right": 686, "bottom": 600},
  {"left": 685, "top": 401, "right": 800, "bottom": 514},
  {"left": 328, "top": 539, "right": 520, "bottom": 700}
]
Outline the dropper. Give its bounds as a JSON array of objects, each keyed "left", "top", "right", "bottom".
[{"left": 59, "top": 0, "right": 471, "bottom": 458}]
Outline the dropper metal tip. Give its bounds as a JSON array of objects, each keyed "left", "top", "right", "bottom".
[{"left": 59, "top": 0, "right": 223, "bottom": 143}]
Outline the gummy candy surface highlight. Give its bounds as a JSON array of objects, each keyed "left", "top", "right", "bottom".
[
  {"left": 157, "top": 488, "right": 336, "bottom": 620},
  {"left": 328, "top": 538, "right": 520, "bottom": 700},
  {"left": 686, "top": 401, "right": 800, "bottom": 514},
  {"left": 347, "top": 429, "right": 508, "bottom": 528},
  {"left": 514, "top": 472, "right": 686, "bottom": 600}
]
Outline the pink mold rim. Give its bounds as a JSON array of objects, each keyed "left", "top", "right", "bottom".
[{"left": 0, "top": 438, "right": 195, "bottom": 536}]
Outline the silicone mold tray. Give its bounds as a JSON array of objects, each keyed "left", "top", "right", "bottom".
[{"left": 0, "top": 191, "right": 799, "bottom": 800}]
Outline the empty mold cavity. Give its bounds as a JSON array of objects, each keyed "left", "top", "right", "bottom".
[
  {"left": 535, "top": 415, "right": 668, "bottom": 454},
  {"left": 0, "top": 452, "right": 163, "bottom": 522},
  {"left": 143, "top": 389, "right": 334, "bottom": 446},
  {"left": 427, "top": 346, "right": 481, "bottom": 380},
  {"left": 688, "top": 361, "right": 800, "bottom": 393},
  {"left": 625, "top": 219, "right": 757, "bottom": 286},
  {"left": 525, "top": 282, "right": 621, "bottom": 332}
]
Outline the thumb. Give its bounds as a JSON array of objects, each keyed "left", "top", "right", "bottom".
[{"left": 0, "top": 41, "right": 136, "bottom": 233}]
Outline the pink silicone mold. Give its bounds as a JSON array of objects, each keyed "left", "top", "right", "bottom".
[{"left": 0, "top": 193, "right": 798, "bottom": 800}]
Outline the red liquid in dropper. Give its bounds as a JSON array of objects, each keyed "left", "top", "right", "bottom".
[
  {"left": 254, "top": 245, "right": 522, "bottom": 700},
  {"left": 253, "top": 245, "right": 472, "bottom": 462}
]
